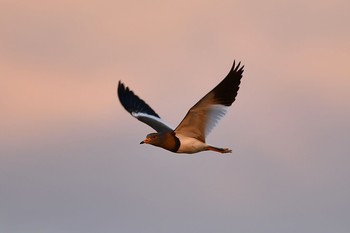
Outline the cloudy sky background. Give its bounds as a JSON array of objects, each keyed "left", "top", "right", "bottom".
[{"left": 1, "top": 0, "right": 350, "bottom": 232}]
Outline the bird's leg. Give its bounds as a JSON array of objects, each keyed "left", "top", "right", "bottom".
[{"left": 206, "top": 146, "right": 232, "bottom": 153}]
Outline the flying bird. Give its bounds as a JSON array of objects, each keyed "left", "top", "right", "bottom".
[{"left": 118, "top": 61, "right": 244, "bottom": 154}]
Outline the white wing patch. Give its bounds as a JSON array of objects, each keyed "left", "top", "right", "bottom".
[
  {"left": 205, "top": 105, "right": 228, "bottom": 137},
  {"left": 132, "top": 112, "right": 173, "bottom": 132}
]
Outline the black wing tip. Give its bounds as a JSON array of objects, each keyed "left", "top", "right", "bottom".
[
  {"left": 118, "top": 80, "right": 135, "bottom": 99},
  {"left": 118, "top": 80, "right": 132, "bottom": 93},
  {"left": 118, "top": 80, "right": 124, "bottom": 88},
  {"left": 118, "top": 80, "right": 126, "bottom": 95},
  {"left": 117, "top": 80, "right": 161, "bottom": 118},
  {"left": 117, "top": 80, "right": 130, "bottom": 104},
  {"left": 210, "top": 60, "right": 244, "bottom": 106},
  {"left": 231, "top": 60, "right": 244, "bottom": 73}
]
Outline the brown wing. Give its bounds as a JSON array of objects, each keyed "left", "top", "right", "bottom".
[{"left": 174, "top": 61, "right": 244, "bottom": 142}]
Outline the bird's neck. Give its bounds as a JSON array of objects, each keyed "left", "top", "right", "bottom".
[{"left": 158, "top": 132, "right": 180, "bottom": 153}]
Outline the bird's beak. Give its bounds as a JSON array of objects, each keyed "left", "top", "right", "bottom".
[{"left": 140, "top": 138, "right": 150, "bottom": 144}]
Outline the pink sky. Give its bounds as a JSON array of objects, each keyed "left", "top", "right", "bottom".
[{"left": 1, "top": 1, "right": 350, "bottom": 232}]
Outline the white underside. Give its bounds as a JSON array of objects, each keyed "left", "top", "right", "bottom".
[{"left": 176, "top": 133, "right": 208, "bottom": 154}]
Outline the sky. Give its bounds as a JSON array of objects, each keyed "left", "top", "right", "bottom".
[{"left": 1, "top": 0, "right": 350, "bottom": 232}]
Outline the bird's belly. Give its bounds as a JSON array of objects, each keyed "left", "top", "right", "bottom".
[{"left": 176, "top": 134, "right": 207, "bottom": 154}]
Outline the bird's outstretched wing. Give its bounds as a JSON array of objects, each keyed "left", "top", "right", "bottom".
[
  {"left": 175, "top": 61, "right": 244, "bottom": 142},
  {"left": 118, "top": 81, "right": 173, "bottom": 133}
]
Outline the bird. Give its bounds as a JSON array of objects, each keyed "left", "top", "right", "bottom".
[{"left": 117, "top": 61, "right": 244, "bottom": 154}]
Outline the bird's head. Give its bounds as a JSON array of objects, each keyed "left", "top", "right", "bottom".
[
  {"left": 140, "top": 132, "right": 161, "bottom": 146},
  {"left": 140, "top": 131, "right": 180, "bottom": 152}
]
